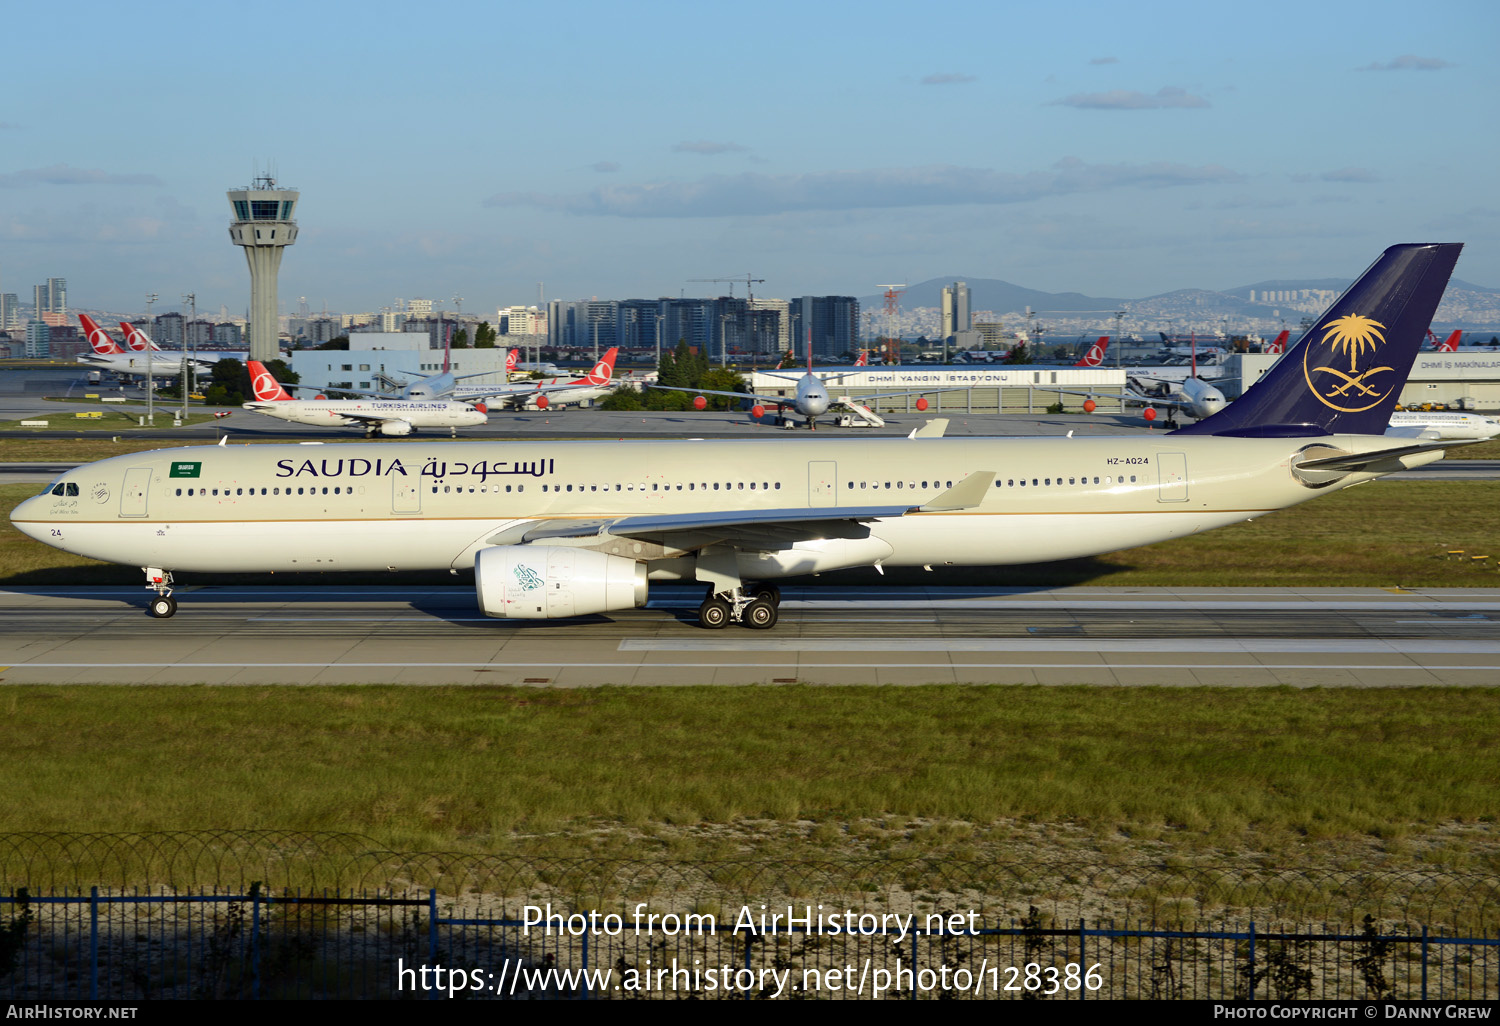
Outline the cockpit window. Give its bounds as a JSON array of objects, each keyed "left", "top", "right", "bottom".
[
  {"left": 66, "top": 483, "right": 79, "bottom": 496},
  {"left": 50, "top": 484, "right": 65, "bottom": 496}
]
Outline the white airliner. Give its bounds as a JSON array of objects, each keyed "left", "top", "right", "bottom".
[
  {"left": 454, "top": 348, "right": 620, "bottom": 410},
  {"left": 241, "top": 361, "right": 488, "bottom": 436},
  {"left": 12, "top": 244, "right": 1469, "bottom": 630},
  {"left": 313, "top": 347, "right": 519, "bottom": 403},
  {"left": 1386, "top": 410, "right": 1500, "bottom": 440},
  {"left": 653, "top": 353, "right": 960, "bottom": 429},
  {"left": 1123, "top": 373, "right": 1228, "bottom": 424},
  {"left": 117, "top": 320, "right": 250, "bottom": 365},
  {"left": 76, "top": 315, "right": 210, "bottom": 378}
]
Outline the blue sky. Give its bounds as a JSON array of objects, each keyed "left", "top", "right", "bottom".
[{"left": 4, "top": 0, "right": 1495, "bottom": 317}]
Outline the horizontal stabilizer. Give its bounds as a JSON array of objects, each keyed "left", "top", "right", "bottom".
[{"left": 1293, "top": 439, "right": 1476, "bottom": 473}]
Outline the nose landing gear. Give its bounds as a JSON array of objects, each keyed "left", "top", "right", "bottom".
[{"left": 144, "top": 567, "right": 177, "bottom": 618}]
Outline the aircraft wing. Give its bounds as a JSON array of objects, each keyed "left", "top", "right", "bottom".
[
  {"left": 460, "top": 380, "right": 611, "bottom": 401},
  {"left": 487, "top": 472, "right": 996, "bottom": 549},
  {"left": 650, "top": 384, "right": 794, "bottom": 406}
]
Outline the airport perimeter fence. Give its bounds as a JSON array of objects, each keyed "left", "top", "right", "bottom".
[{"left": 0, "top": 831, "right": 1496, "bottom": 1001}]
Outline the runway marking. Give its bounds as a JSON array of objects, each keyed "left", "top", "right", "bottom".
[
  {"left": 4, "top": 662, "right": 1500, "bottom": 672},
  {"left": 617, "top": 638, "right": 1500, "bottom": 653}
]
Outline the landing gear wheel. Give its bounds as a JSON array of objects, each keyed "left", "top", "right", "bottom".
[
  {"left": 698, "top": 597, "right": 731, "bottom": 630},
  {"left": 750, "top": 583, "right": 781, "bottom": 606},
  {"left": 149, "top": 596, "right": 177, "bottom": 619},
  {"left": 743, "top": 597, "right": 778, "bottom": 630}
]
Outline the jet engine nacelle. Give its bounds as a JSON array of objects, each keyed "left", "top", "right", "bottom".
[
  {"left": 475, "top": 545, "right": 648, "bottom": 619},
  {"left": 378, "top": 420, "right": 413, "bottom": 436}
]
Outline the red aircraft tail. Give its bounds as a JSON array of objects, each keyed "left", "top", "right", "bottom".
[
  {"left": 118, "top": 321, "right": 161, "bottom": 352},
  {"left": 576, "top": 347, "right": 618, "bottom": 386},
  {"left": 78, "top": 314, "right": 122, "bottom": 355},
  {"left": 247, "top": 360, "right": 295, "bottom": 401},
  {"left": 1073, "top": 336, "right": 1109, "bottom": 367}
]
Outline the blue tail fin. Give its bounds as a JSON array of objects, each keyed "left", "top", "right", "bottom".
[{"left": 1174, "top": 243, "right": 1462, "bottom": 437}]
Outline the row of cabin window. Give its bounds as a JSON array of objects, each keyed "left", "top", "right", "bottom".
[
  {"left": 844, "top": 474, "right": 1140, "bottom": 491},
  {"left": 176, "top": 486, "right": 356, "bottom": 496},
  {"left": 530, "top": 482, "right": 781, "bottom": 494},
  {"left": 998, "top": 474, "right": 1138, "bottom": 487}
]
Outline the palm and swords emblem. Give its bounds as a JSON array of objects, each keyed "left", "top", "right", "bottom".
[{"left": 1303, "top": 314, "right": 1395, "bottom": 412}]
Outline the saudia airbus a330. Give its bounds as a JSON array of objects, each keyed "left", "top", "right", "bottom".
[{"left": 12, "top": 244, "right": 1467, "bottom": 629}]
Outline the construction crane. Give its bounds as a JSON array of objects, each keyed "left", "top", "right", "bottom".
[{"left": 686, "top": 275, "right": 766, "bottom": 364}]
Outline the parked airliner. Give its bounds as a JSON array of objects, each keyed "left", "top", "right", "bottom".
[
  {"left": 241, "top": 361, "right": 488, "bottom": 436},
  {"left": 76, "top": 315, "right": 207, "bottom": 378},
  {"left": 13, "top": 244, "right": 1467, "bottom": 630}
]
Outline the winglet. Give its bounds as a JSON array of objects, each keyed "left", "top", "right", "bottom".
[
  {"left": 918, "top": 471, "right": 995, "bottom": 512},
  {"left": 908, "top": 418, "right": 950, "bottom": 439}
]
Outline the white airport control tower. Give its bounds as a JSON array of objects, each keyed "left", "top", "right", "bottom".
[{"left": 227, "top": 174, "right": 298, "bottom": 362}]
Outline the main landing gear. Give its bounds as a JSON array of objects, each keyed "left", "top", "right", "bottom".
[
  {"left": 698, "top": 584, "right": 781, "bottom": 630},
  {"left": 144, "top": 567, "right": 177, "bottom": 618}
]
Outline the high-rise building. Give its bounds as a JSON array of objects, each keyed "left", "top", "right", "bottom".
[
  {"left": 34, "top": 278, "right": 67, "bottom": 327},
  {"left": 228, "top": 174, "right": 299, "bottom": 362},
  {"left": 152, "top": 312, "right": 185, "bottom": 345},
  {"left": 788, "top": 296, "right": 860, "bottom": 359},
  {"left": 0, "top": 294, "right": 19, "bottom": 331},
  {"left": 24, "top": 320, "right": 51, "bottom": 358},
  {"left": 498, "top": 305, "right": 545, "bottom": 335},
  {"left": 941, "top": 281, "right": 971, "bottom": 340}
]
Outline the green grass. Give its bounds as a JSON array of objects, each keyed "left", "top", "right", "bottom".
[{"left": 1, "top": 685, "right": 1496, "bottom": 860}]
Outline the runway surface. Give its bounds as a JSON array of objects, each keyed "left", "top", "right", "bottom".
[{"left": 3, "top": 585, "right": 1499, "bottom": 687}]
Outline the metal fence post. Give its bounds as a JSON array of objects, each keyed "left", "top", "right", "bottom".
[
  {"left": 910, "top": 929, "right": 917, "bottom": 1001},
  {"left": 89, "top": 887, "right": 99, "bottom": 1001},
  {"left": 581, "top": 929, "right": 591, "bottom": 1000},
  {"left": 428, "top": 889, "right": 439, "bottom": 1001},
  {"left": 1421, "top": 925, "right": 1428, "bottom": 1001},
  {"left": 251, "top": 883, "right": 261, "bottom": 1001},
  {"left": 1079, "top": 919, "right": 1086, "bottom": 1001},
  {"left": 1247, "top": 921, "right": 1256, "bottom": 1001}
]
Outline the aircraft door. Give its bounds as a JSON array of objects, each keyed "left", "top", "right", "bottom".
[
  {"left": 393, "top": 476, "right": 422, "bottom": 515},
  {"left": 1156, "top": 452, "right": 1188, "bottom": 502},
  {"left": 120, "top": 467, "right": 151, "bottom": 517},
  {"left": 808, "top": 461, "right": 838, "bottom": 507}
]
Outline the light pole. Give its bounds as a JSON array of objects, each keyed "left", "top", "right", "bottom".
[
  {"left": 180, "top": 293, "right": 195, "bottom": 422},
  {"left": 144, "top": 293, "right": 158, "bottom": 425}
]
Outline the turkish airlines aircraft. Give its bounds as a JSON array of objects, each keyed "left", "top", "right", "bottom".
[
  {"left": 241, "top": 361, "right": 488, "bottom": 436},
  {"left": 1264, "top": 329, "right": 1290, "bottom": 355},
  {"left": 1430, "top": 330, "right": 1463, "bottom": 352},
  {"left": 14, "top": 244, "right": 1469, "bottom": 629},
  {"left": 1073, "top": 336, "right": 1110, "bottom": 367},
  {"left": 119, "top": 320, "right": 249, "bottom": 366},
  {"left": 453, "top": 348, "right": 621, "bottom": 410},
  {"left": 75, "top": 315, "right": 199, "bottom": 378}
]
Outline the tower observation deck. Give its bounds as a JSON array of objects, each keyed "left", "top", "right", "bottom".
[{"left": 228, "top": 174, "right": 298, "bottom": 362}]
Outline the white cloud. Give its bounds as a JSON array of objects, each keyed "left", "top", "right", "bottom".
[
  {"left": 921, "top": 73, "right": 976, "bottom": 85},
  {"left": 590, "top": 161, "right": 620, "bottom": 173}
]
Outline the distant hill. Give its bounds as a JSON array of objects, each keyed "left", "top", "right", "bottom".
[{"left": 861, "top": 277, "right": 1127, "bottom": 315}]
